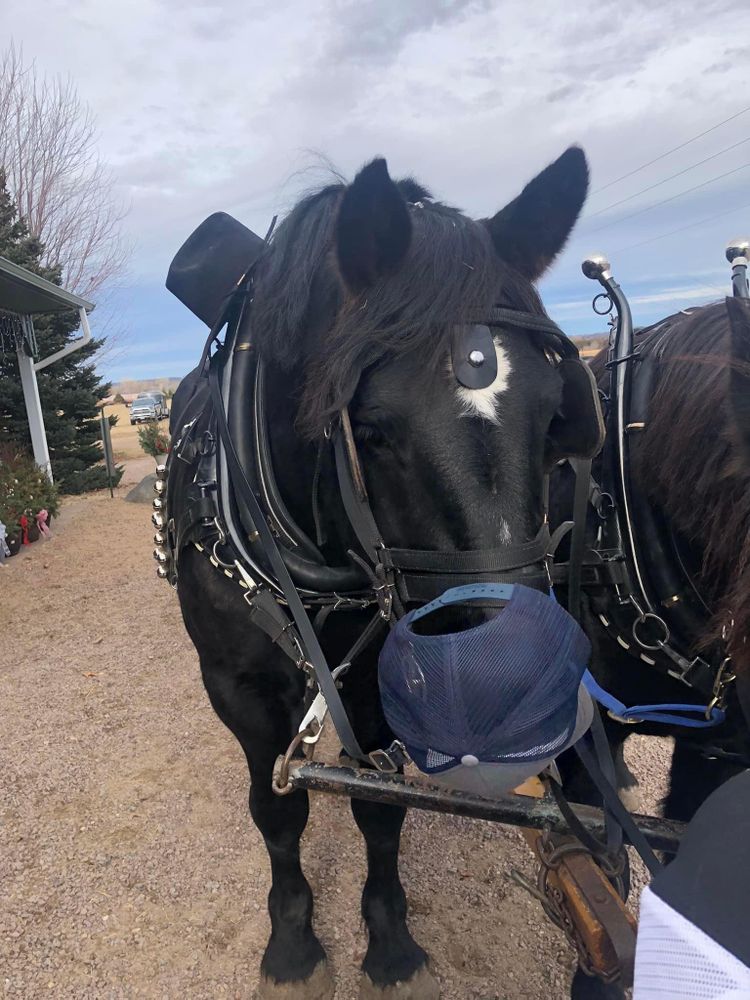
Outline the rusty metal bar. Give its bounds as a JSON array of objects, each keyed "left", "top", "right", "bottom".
[{"left": 279, "top": 759, "right": 686, "bottom": 854}]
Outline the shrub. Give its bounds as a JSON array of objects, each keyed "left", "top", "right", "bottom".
[
  {"left": 63, "top": 463, "right": 123, "bottom": 495},
  {"left": 137, "top": 421, "right": 170, "bottom": 459},
  {"left": 0, "top": 443, "right": 60, "bottom": 532}
]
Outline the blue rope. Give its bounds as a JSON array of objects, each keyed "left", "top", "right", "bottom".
[{"left": 582, "top": 670, "right": 725, "bottom": 728}]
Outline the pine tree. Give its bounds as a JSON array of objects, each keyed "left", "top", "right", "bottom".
[{"left": 0, "top": 170, "right": 119, "bottom": 492}]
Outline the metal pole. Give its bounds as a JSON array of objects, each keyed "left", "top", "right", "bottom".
[
  {"left": 35, "top": 306, "right": 92, "bottom": 371},
  {"left": 99, "top": 406, "right": 115, "bottom": 498},
  {"left": 725, "top": 240, "right": 749, "bottom": 299},
  {"left": 278, "top": 759, "right": 687, "bottom": 855},
  {"left": 15, "top": 318, "right": 53, "bottom": 482},
  {"left": 581, "top": 256, "right": 652, "bottom": 609}
]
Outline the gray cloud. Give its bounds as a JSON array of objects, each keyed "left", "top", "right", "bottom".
[{"left": 6, "top": 0, "right": 748, "bottom": 346}]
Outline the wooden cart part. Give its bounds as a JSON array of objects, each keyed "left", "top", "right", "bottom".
[{"left": 516, "top": 777, "right": 636, "bottom": 986}]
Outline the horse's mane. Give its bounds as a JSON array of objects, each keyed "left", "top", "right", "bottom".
[
  {"left": 249, "top": 177, "right": 542, "bottom": 438},
  {"left": 619, "top": 301, "right": 750, "bottom": 673}
]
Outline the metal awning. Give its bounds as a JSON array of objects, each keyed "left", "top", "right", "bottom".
[
  {"left": 0, "top": 255, "right": 94, "bottom": 315},
  {"left": 1, "top": 256, "right": 96, "bottom": 482}
]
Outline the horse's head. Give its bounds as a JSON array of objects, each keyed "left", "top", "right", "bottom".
[{"left": 252, "top": 148, "right": 597, "bottom": 566}]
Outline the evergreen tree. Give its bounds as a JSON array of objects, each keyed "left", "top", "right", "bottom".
[{"left": 0, "top": 170, "right": 119, "bottom": 492}]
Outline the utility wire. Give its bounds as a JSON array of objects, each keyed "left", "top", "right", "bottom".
[
  {"left": 586, "top": 136, "right": 750, "bottom": 219},
  {"left": 612, "top": 200, "right": 750, "bottom": 254},
  {"left": 588, "top": 162, "right": 750, "bottom": 235},
  {"left": 591, "top": 105, "right": 750, "bottom": 195}
]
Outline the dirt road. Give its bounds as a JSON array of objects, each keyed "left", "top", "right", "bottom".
[{"left": 0, "top": 478, "right": 671, "bottom": 999}]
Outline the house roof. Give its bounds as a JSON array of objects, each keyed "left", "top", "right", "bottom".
[{"left": 0, "top": 255, "right": 94, "bottom": 315}]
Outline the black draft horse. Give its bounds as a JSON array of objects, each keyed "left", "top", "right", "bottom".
[
  {"left": 555, "top": 296, "right": 750, "bottom": 832},
  {"left": 173, "top": 147, "right": 599, "bottom": 999}
]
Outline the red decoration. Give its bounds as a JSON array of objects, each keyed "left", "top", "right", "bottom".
[{"left": 19, "top": 514, "right": 30, "bottom": 545}]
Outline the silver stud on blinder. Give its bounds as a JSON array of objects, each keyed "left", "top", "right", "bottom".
[{"left": 452, "top": 324, "right": 498, "bottom": 390}]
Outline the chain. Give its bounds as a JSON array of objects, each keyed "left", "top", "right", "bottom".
[{"left": 512, "top": 832, "right": 627, "bottom": 984}]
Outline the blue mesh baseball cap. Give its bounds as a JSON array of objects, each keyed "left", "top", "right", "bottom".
[{"left": 378, "top": 583, "right": 594, "bottom": 796}]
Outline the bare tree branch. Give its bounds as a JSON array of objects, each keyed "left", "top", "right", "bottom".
[{"left": 0, "top": 43, "right": 131, "bottom": 297}]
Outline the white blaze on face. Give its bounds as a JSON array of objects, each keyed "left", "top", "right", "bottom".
[
  {"left": 454, "top": 337, "right": 512, "bottom": 426},
  {"left": 450, "top": 336, "right": 514, "bottom": 544}
]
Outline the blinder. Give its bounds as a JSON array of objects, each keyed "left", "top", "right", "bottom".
[
  {"left": 547, "top": 356, "right": 606, "bottom": 462},
  {"left": 452, "top": 324, "right": 497, "bottom": 389},
  {"left": 473, "top": 305, "right": 605, "bottom": 463}
]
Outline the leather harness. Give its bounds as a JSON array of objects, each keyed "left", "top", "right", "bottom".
[
  {"left": 559, "top": 274, "right": 737, "bottom": 728},
  {"left": 160, "top": 262, "right": 593, "bottom": 771}
]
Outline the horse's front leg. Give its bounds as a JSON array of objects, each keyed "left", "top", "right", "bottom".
[
  {"left": 352, "top": 797, "right": 439, "bottom": 999},
  {"left": 201, "top": 667, "right": 335, "bottom": 1000}
]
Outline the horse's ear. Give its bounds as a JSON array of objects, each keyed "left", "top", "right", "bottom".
[
  {"left": 727, "top": 296, "right": 750, "bottom": 462},
  {"left": 336, "top": 158, "right": 412, "bottom": 294},
  {"left": 485, "top": 146, "right": 588, "bottom": 281}
]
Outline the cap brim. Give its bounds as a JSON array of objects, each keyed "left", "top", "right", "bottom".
[{"left": 425, "top": 685, "right": 594, "bottom": 799}]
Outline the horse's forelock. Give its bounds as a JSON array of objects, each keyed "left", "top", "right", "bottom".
[{"left": 249, "top": 176, "right": 538, "bottom": 440}]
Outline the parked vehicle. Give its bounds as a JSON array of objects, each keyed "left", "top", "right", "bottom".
[{"left": 130, "top": 392, "right": 169, "bottom": 424}]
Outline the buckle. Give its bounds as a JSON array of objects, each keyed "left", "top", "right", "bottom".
[{"left": 369, "top": 741, "right": 410, "bottom": 773}]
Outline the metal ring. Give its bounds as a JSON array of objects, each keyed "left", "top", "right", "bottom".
[
  {"left": 593, "top": 293, "right": 613, "bottom": 316},
  {"left": 596, "top": 491, "right": 615, "bottom": 520},
  {"left": 272, "top": 730, "right": 311, "bottom": 795},
  {"left": 212, "top": 537, "right": 236, "bottom": 569},
  {"left": 632, "top": 612, "right": 670, "bottom": 651}
]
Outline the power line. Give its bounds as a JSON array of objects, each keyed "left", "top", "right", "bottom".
[
  {"left": 591, "top": 105, "right": 750, "bottom": 195},
  {"left": 586, "top": 135, "right": 750, "bottom": 219},
  {"left": 588, "top": 162, "right": 750, "bottom": 235},
  {"left": 611, "top": 199, "right": 750, "bottom": 255}
]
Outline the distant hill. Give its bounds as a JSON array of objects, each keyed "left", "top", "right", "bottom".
[{"left": 112, "top": 377, "right": 183, "bottom": 395}]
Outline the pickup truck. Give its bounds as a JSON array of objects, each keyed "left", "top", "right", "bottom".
[{"left": 130, "top": 393, "right": 169, "bottom": 425}]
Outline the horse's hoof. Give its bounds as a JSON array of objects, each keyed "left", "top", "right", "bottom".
[
  {"left": 359, "top": 966, "right": 440, "bottom": 1000},
  {"left": 257, "top": 961, "right": 335, "bottom": 1000}
]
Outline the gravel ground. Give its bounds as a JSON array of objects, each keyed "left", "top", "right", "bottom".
[{"left": 0, "top": 474, "right": 673, "bottom": 1000}]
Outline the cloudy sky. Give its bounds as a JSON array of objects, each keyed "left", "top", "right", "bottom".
[{"left": 6, "top": 0, "right": 750, "bottom": 381}]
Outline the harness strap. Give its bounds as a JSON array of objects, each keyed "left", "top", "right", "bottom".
[
  {"left": 387, "top": 528, "right": 551, "bottom": 574},
  {"left": 567, "top": 457, "right": 592, "bottom": 623},
  {"left": 574, "top": 733, "right": 662, "bottom": 876},
  {"left": 175, "top": 494, "right": 217, "bottom": 551},
  {"left": 246, "top": 587, "right": 306, "bottom": 663},
  {"left": 484, "top": 307, "right": 577, "bottom": 355},
  {"left": 333, "top": 413, "right": 386, "bottom": 560},
  {"left": 208, "top": 354, "right": 374, "bottom": 767},
  {"left": 396, "top": 567, "right": 550, "bottom": 605},
  {"left": 333, "top": 408, "right": 555, "bottom": 608}
]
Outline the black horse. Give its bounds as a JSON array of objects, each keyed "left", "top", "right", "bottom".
[
  {"left": 167, "top": 147, "right": 602, "bottom": 999},
  {"left": 554, "top": 295, "right": 750, "bottom": 832}
]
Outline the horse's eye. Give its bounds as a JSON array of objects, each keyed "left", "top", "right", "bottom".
[{"left": 353, "top": 422, "right": 386, "bottom": 447}]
